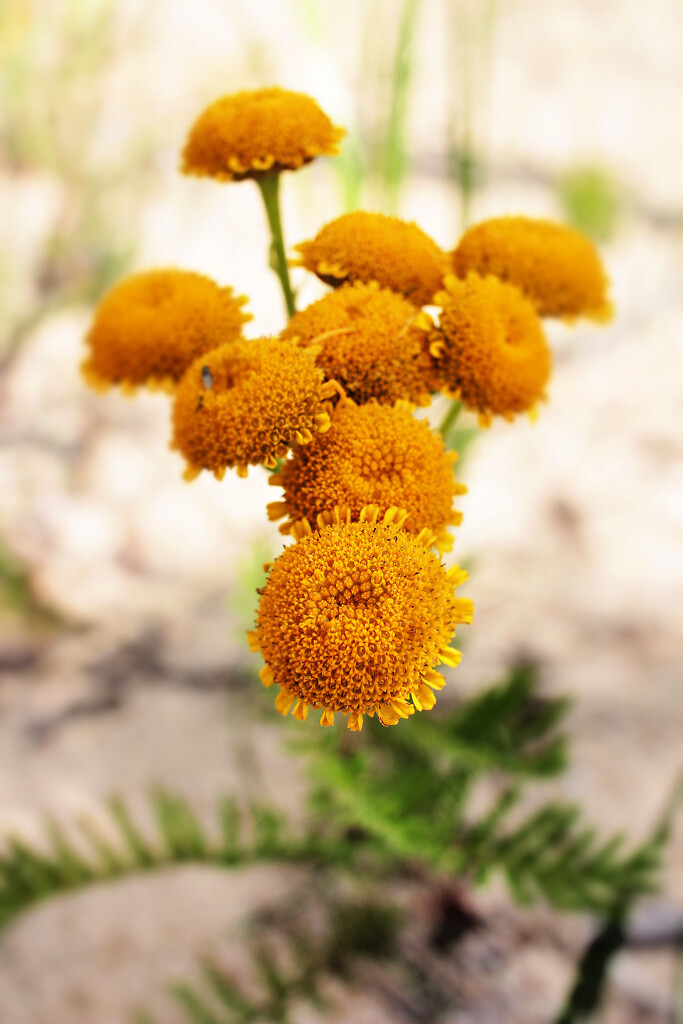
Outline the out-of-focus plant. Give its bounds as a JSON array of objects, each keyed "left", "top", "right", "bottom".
[
  {"left": 0, "top": 0, "right": 156, "bottom": 370},
  {"left": 447, "top": 0, "right": 498, "bottom": 229},
  {"left": 558, "top": 165, "right": 622, "bottom": 242},
  {"left": 380, "top": 0, "right": 421, "bottom": 214},
  {"left": 0, "top": 538, "right": 59, "bottom": 625},
  {"left": 136, "top": 897, "right": 401, "bottom": 1024},
  {"left": 0, "top": 668, "right": 676, "bottom": 1024},
  {"left": 0, "top": 0, "right": 158, "bottom": 624},
  {"left": 293, "top": 0, "right": 422, "bottom": 215}
]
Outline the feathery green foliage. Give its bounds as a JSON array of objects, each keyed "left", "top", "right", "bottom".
[
  {"left": 1, "top": 668, "right": 668, "bottom": 934},
  {"left": 138, "top": 897, "right": 402, "bottom": 1024},
  {"left": 0, "top": 793, "right": 350, "bottom": 933},
  {"left": 302, "top": 665, "right": 667, "bottom": 914},
  {"left": 1, "top": 669, "right": 675, "bottom": 1024},
  {"left": 151, "top": 946, "right": 324, "bottom": 1024}
]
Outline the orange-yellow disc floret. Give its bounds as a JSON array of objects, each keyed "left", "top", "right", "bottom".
[
  {"left": 181, "top": 87, "right": 345, "bottom": 182},
  {"left": 432, "top": 273, "right": 552, "bottom": 425},
  {"left": 171, "top": 337, "right": 337, "bottom": 480},
  {"left": 280, "top": 282, "right": 438, "bottom": 406},
  {"left": 452, "top": 216, "right": 612, "bottom": 322},
  {"left": 248, "top": 506, "right": 473, "bottom": 730},
  {"left": 293, "top": 211, "right": 449, "bottom": 307},
  {"left": 82, "top": 269, "right": 251, "bottom": 392},
  {"left": 267, "top": 400, "right": 465, "bottom": 552}
]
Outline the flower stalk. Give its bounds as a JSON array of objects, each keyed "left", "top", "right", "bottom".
[
  {"left": 438, "top": 398, "right": 463, "bottom": 440},
  {"left": 257, "top": 173, "right": 297, "bottom": 319}
]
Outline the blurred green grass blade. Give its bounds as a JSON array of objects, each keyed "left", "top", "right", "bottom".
[
  {"left": 448, "top": 0, "right": 499, "bottom": 230},
  {"left": 382, "top": 0, "right": 421, "bottom": 213}
]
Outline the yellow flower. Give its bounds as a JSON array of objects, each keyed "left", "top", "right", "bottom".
[
  {"left": 171, "top": 337, "right": 337, "bottom": 480},
  {"left": 267, "top": 399, "right": 465, "bottom": 552},
  {"left": 281, "top": 282, "right": 437, "bottom": 406},
  {"left": 293, "top": 211, "right": 448, "bottom": 307},
  {"left": 452, "top": 216, "right": 612, "bottom": 322},
  {"left": 432, "top": 273, "right": 552, "bottom": 425},
  {"left": 248, "top": 506, "right": 473, "bottom": 730},
  {"left": 81, "top": 269, "right": 251, "bottom": 392},
  {"left": 181, "top": 87, "right": 345, "bottom": 182}
]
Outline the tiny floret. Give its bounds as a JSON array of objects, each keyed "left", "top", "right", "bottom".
[
  {"left": 181, "top": 87, "right": 345, "bottom": 182},
  {"left": 433, "top": 273, "right": 552, "bottom": 425},
  {"left": 268, "top": 400, "right": 465, "bottom": 551},
  {"left": 171, "top": 337, "right": 337, "bottom": 480},
  {"left": 251, "top": 506, "right": 473, "bottom": 730},
  {"left": 82, "top": 269, "right": 250, "bottom": 392},
  {"left": 293, "top": 211, "right": 448, "bottom": 307},
  {"left": 452, "top": 215, "right": 612, "bottom": 322},
  {"left": 281, "top": 282, "right": 437, "bottom": 406}
]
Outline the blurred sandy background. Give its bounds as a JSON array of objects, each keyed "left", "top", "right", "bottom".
[{"left": 0, "top": 0, "right": 682, "bottom": 1021}]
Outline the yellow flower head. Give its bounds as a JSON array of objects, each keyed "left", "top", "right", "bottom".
[
  {"left": 452, "top": 216, "right": 612, "bottom": 322},
  {"left": 171, "top": 337, "right": 337, "bottom": 480},
  {"left": 267, "top": 400, "right": 465, "bottom": 552},
  {"left": 293, "top": 211, "right": 448, "bottom": 307},
  {"left": 248, "top": 506, "right": 473, "bottom": 730},
  {"left": 432, "top": 273, "right": 552, "bottom": 425},
  {"left": 82, "top": 269, "right": 251, "bottom": 392},
  {"left": 181, "top": 87, "right": 345, "bottom": 182},
  {"left": 281, "top": 282, "right": 437, "bottom": 406}
]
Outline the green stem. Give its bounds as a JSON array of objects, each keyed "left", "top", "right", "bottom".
[
  {"left": 257, "top": 173, "right": 297, "bottom": 319},
  {"left": 438, "top": 398, "right": 463, "bottom": 439},
  {"left": 554, "top": 913, "right": 626, "bottom": 1024},
  {"left": 383, "top": 0, "right": 420, "bottom": 213}
]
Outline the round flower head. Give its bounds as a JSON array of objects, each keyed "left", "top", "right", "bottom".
[
  {"left": 171, "top": 337, "right": 337, "bottom": 480},
  {"left": 82, "top": 269, "right": 251, "bottom": 392},
  {"left": 248, "top": 506, "right": 473, "bottom": 731},
  {"left": 181, "top": 87, "right": 345, "bottom": 182},
  {"left": 267, "top": 400, "right": 465, "bottom": 552},
  {"left": 293, "top": 211, "right": 448, "bottom": 307},
  {"left": 280, "top": 282, "right": 437, "bottom": 406},
  {"left": 452, "top": 216, "right": 612, "bottom": 322},
  {"left": 432, "top": 273, "right": 552, "bottom": 426}
]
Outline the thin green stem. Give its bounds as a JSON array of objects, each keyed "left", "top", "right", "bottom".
[
  {"left": 554, "top": 913, "right": 626, "bottom": 1024},
  {"left": 438, "top": 398, "right": 463, "bottom": 439},
  {"left": 383, "top": 0, "right": 420, "bottom": 213},
  {"left": 256, "top": 173, "right": 296, "bottom": 319}
]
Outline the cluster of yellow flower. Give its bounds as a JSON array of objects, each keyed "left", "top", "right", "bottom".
[{"left": 82, "top": 87, "right": 612, "bottom": 731}]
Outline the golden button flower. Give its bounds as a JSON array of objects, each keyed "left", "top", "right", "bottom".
[
  {"left": 432, "top": 273, "right": 552, "bottom": 425},
  {"left": 181, "top": 87, "right": 345, "bottom": 182},
  {"left": 452, "top": 215, "right": 612, "bottom": 322},
  {"left": 281, "top": 282, "right": 437, "bottom": 406},
  {"left": 248, "top": 506, "right": 473, "bottom": 731},
  {"left": 267, "top": 399, "right": 465, "bottom": 552},
  {"left": 171, "top": 337, "right": 337, "bottom": 480},
  {"left": 293, "top": 211, "right": 448, "bottom": 307},
  {"left": 82, "top": 269, "right": 250, "bottom": 392}
]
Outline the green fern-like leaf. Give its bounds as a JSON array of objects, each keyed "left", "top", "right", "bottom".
[
  {"left": 303, "top": 667, "right": 667, "bottom": 914},
  {"left": 162, "top": 941, "right": 327, "bottom": 1024},
  {"left": 0, "top": 792, "right": 341, "bottom": 933}
]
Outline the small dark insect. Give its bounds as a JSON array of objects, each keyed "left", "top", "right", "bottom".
[{"left": 196, "top": 365, "right": 214, "bottom": 411}]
